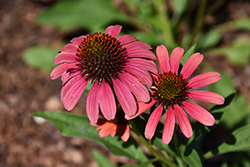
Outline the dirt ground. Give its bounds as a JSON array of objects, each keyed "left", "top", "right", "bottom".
[{"left": 0, "top": 0, "right": 250, "bottom": 167}]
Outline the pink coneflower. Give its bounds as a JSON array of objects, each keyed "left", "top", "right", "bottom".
[
  {"left": 126, "top": 45, "right": 225, "bottom": 144},
  {"left": 50, "top": 25, "right": 158, "bottom": 124},
  {"left": 90, "top": 104, "right": 130, "bottom": 142}
]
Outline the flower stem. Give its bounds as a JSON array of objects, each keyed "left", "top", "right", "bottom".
[
  {"left": 173, "top": 131, "right": 187, "bottom": 167},
  {"left": 129, "top": 120, "right": 178, "bottom": 167}
]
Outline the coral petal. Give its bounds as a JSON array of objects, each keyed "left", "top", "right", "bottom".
[
  {"left": 50, "top": 63, "right": 75, "bottom": 80},
  {"left": 170, "top": 47, "right": 184, "bottom": 74},
  {"left": 156, "top": 45, "right": 170, "bottom": 73},
  {"left": 59, "top": 44, "right": 78, "bottom": 52},
  {"left": 124, "top": 41, "right": 152, "bottom": 49},
  {"left": 118, "top": 34, "right": 137, "bottom": 45},
  {"left": 105, "top": 25, "right": 122, "bottom": 38},
  {"left": 162, "top": 107, "right": 175, "bottom": 145},
  {"left": 54, "top": 52, "right": 78, "bottom": 64},
  {"left": 70, "top": 35, "right": 86, "bottom": 45},
  {"left": 180, "top": 53, "right": 203, "bottom": 79},
  {"left": 188, "top": 72, "right": 222, "bottom": 88},
  {"left": 86, "top": 81, "right": 100, "bottom": 124},
  {"left": 119, "top": 124, "right": 130, "bottom": 142},
  {"left": 61, "top": 76, "right": 88, "bottom": 111},
  {"left": 119, "top": 72, "right": 150, "bottom": 102},
  {"left": 182, "top": 101, "right": 215, "bottom": 126},
  {"left": 99, "top": 80, "right": 116, "bottom": 120},
  {"left": 188, "top": 90, "right": 225, "bottom": 105},
  {"left": 174, "top": 105, "right": 192, "bottom": 138},
  {"left": 127, "top": 58, "right": 158, "bottom": 74},
  {"left": 125, "top": 99, "right": 156, "bottom": 120},
  {"left": 126, "top": 49, "right": 156, "bottom": 59},
  {"left": 145, "top": 105, "right": 163, "bottom": 139},
  {"left": 112, "top": 78, "right": 137, "bottom": 116}
]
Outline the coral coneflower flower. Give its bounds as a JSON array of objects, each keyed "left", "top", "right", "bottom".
[
  {"left": 126, "top": 45, "right": 225, "bottom": 144},
  {"left": 50, "top": 25, "right": 158, "bottom": 124},
  {"left": 90, "top": 104, "right": 130, "bottom": 142}
]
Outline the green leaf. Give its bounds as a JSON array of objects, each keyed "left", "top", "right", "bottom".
[
  {"left": 172, "top": 0, "right": 188, "bottom": 15},
  {"left": 31, "top": 111, "right": 149, "bottom": 163},
  {"left": 92, "top": 150, "right": 116, "bottom": 167},
  {"left": 197, "top": 29, "right": 221, "bottom": 50},
  {"left": 36, "top": 0, "right": 127, "bottom": 31},
  {"left": 23, "top": 46, "right": 59, "bottom": 72},
  {"left": 204, "top": 124, "right": 250, "bottom": 159},
  {"left": 180, "top": 145, "right": 203, "bottom": 167},
  {"left": 205, "top": 37, "right": 250, "bottom": 66},
  {"left": 180, "top": 44, "right": 197, "bottom": 66}
]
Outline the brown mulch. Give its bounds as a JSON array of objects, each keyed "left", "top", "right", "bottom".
[{"left": 0, "top": 0, "right": 250, "bottom": 167}]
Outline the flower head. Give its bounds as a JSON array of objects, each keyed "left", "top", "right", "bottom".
[
  {"left": 51, "top": 25, "right": 158, "bottom": 124},
  {"left": 126, "top": 45, "right": 225, "bottom": 144},
  {"left": 90, "top": 104, "right": 130, "bottom": 142}
]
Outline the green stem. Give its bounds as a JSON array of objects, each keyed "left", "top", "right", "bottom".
[
  {"left": 153, "top": 0, "right": 175, "bottom": 44},
  {"left": 173, "top": 131, "right": 186, "bottom": 167},
  {"left": 189, "top": 0, "right": 207, "bottom": 47},
  {"left": 129, "top": 120, "right": 178, "bottom": 167}
]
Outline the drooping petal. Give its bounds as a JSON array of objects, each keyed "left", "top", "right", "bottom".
[
  {"left": 127, "top": 58, "right": 158, "bottom": 74},
  {"left": 126, "top": 48, "right": 156, "bottom": 59},
  {"left": 123, "top": 41, "right": 152, "bottom": 49},
  {"left": 61, "top": 70, "right": 81, "bottom": 85},
  {"left": 188, "top": 90, "right": 225, "bottom": 105},
  {"left": 145, "top": 105, "right": 163, "bottom": 139},
  {"left": 124, "top": 64, "right": 152, "bottom": 86},
  {"left": 162, "top": 107, "right": 175, "bottom": 145},
  {"left": 105, "top": 25, "right": 122, "bottom": 39},
  {"left": 156, "top": 45, "right": 170, "bottom": 73},
  {"left": 187, "top": 72, "right": 221, "bottom": 89},
  {"left": 50, "top": 63, "right": 76, "bottom": 80},
  {"left": 180, "top": 53, "right": 203, "bottom": 79},
  {"left": 70, "top": 35, "right": 86, "bottom": 45},
  {"left": 54, "top": 52, "right": 78, "bottom": 64},
  {"left": 112, "top": 78, "right": 137, "bottom": 116},
  {"left": 125, "top": 99, "right": 156, "bottom": 120},
  {"left": 118, "top": 34, "right": 137, "bottom": 45},
  {"left": 99, "top": 80, "right": 116, "bottom": 121},
  {"left": 182, "top": 101, "right": 215, "bottom": 126},
  {"left": 119, "top": 72, "right": 150, "bottom": 102},
  {"left": 119, "top": 124, "right": 130, "bottom": 142},
  {"left": 61, "top": 75, "right": 88, "bottom": 111},
  {"left": 59, "top": 43, "right": 78, "bottom": 52},
  {"left": 170, "top": 47, "right": 184, "bottom": 74},
  {"left": 86, "top": 81, "right": 100, "bottom": 124},
  {"left": 173, "top": 104, "right": 192, "bottom": 138}
]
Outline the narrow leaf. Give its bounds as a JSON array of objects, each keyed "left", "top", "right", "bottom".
[
  {"left": 92, "top": 150, "right": 116, "bottom": 167},
  {"left": 180, "top": 44, "right": 197, "bottom": 66}
]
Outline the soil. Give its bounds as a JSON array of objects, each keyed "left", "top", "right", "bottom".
[{"left": 0, "top": 0, "right": 250, "bottom": 167}]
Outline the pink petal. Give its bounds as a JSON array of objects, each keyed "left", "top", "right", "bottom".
[
  {"left": 70, "top": 35, "right": 86, "bottom": 45},
  {"left": 119, "top": 124, "right": 130, "bottom": 142},
  {"left": 180, "top": 53, "right": 203, "bottom": 79},
  {"left": 86, "top": 81, "right": 100, "bottom": 124},
  {"left": 156, "top": 45, "right": 170, "bottom": 73},
  {"left": 126, "top": 48, "right": 156, "bottom": 59},
  {"left": 162, "top": 107, "right": 175, "bottom": 145},
  {"left": 188, "top": 90, "right": 225, "bottom": 105},
  {"left": 173, "top": 105, "right": 192, "bottom": 138},
  {"left": 118, "top": 34, "right": 137, "bottom": 45},
  {"left": 170, "top": 47, "right": 184, "bottom": 74},
  {"left": 123, "top": 41, "right": 152, "bottom": 49},
  {"left": 125, "top": 99, "right": 156, "bottom": 120},
  {"left": 54, "top": 52, "right": 78, "bottom": 65},
  {"left": 61, "top": 70, "right": 81, "bottom": 85},
  {"left": 61, "top": 76, "right": 88, "bottom": 111},
  {"left": 145, "top": 105, "right": 163, "bottom": 139},
  {"left": 59, "top": 44, "right": 78, "bottom": 52},
  {"left": 182, "top": 101, "right": 215, "bottom": 126},
  {"left": 124, "top": 64, "right": 152, "bottom": 86},
  {"left": 127, "top": 58, "right": 158, "bottom": 74},
  {"left": 112, "top": 78, "right": 137, "bottom": 116},
  {"left": 50, "top": 63, "right": 76, "bottom": 80},
  {"left": 119, "top": 72, "right": 150, "bottom": 102},
  {"left": 105, "top": 25, "right": 122, "bottom": 38},
  {"left": 188, "top": 72, "right": 222, "bottom": 89},
  {"left": 99, "top": 80, "right": 116, "bottom": 121}
]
